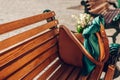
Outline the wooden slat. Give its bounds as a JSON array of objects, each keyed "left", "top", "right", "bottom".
[
  {"left": 58, "top": 66, "right": 74, "bottom": 80},
  {"left": 106, "top": 10, "right": 116, "bottom": 22},
  {"left": 87, "top": 0, "right": 107, "bottom": 2},
  {"left": 98, "top": 4, "right": 108, "bottom": 14},
  {"left": 0, "top": 38, "right": 58, "bottom": 79},
  {"left": 87, "top": 0, "right": 107, "bottom": 9},
  {"left": 108, "top": 10, "right": 120, "bottom": 23},
  {"left": 104, "top": 65, "right": 115, "bottom": 80},
  {"left": 105, "top": 11, "right": 114, "bottom": 23},
  {"left": 23, "top": 53, "right": 59, "bottom": 80},
  {"left": 89, "top": 2, "right": 108, "bottom": 13},
  {"left": 87, "top": 0, "right": 120, "bottom": 24},
  {"left": 89, "top": 65, "right": 104, "bottom": 80},
  {"left": 0, "top": 11, "right": 55, "bottom": 34},
  {"left": 38, "top": 59, "right": 61, "bottom": 80},
  {"left": 87, "top": 2, "right": 95, "bottom": 9},
  {"left": 104, "top": 12, "right": 111, "bottom": 21},
  {"left": 0, "top": 29, "right": 58, "bottom": 68},
  {"left": 67, "top": 68, "right": 81, "bottom": 80},
  {"left": 87, "top": 0, "right": 109, "bottom": 14},
  {"left": 101, "top": 10, "right": 107, "bottom": 16},
  {"left": 6, "top": 47, "right": 58, "bottom": 80},
  {"left": 49, "top": 64, "right": 69, "bottom": 80},
  {"left": 0, "top": 20, "right": 58, "bottom": 51}
]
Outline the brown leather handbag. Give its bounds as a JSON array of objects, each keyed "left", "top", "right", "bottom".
[
  {"left": 58, "top": 24, "right": 109, "bottom": 67},
  {"left": 58, "top": 24, "right": 114, "bottom": 80}
]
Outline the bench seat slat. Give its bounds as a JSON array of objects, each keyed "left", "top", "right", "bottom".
[
  {"left": 67, "top": 68, "right": 81, "bottom": 80},
  {"left": 105, "top": 11, "right": 115, "bottom": 23},
  {"left": 101, "top": 10, "right": 107, "bottom": 16},
  {"left": 104, "top": 10, "right": 120, "bottom": 24},
  {"left": 0, "top": 11, "right": 55, "bottom": 34},
  {"left": 104, "top": 12, "right": 110, "bottom": 19},
  {"left": 38, "top": 59, "right": 61, "bottom": 80},
  {"left": 102, "top": 11, "right": 108, "bottom": 17},
  {"left": 0, "top": 29, "right": 58, "bottom": 68},
  {"left": 86, "top": 0, "right": 120, "bottom": 24},
  {"left": 108, "top": 10, "right": 119, "bottom": 23},
  {"left": 49, "top": 64, "right": 69, "bottom": 80},
  {"left": 57, "top": 66, "right": 74, "bottom": 80},
  {"left": 0, "top": 20, "right": 58, "bottom": 51},
  {"left": 0, "top": 38, "right": 58, "bottom": 79},
  {"left": 22, "top": 53, "right": 59, "bottom": 80},
  {"left": 6, "top": 48, "right": 58, "bottom": 80}
]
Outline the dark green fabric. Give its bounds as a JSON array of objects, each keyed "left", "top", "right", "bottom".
[
  {"left": 117, "top": 0, "right": 120, "bottom": 8},
  {"left": 81, "top": 15, "right": 120, "bottom": 76},
  {"left": 81, "top": 16, "right": 105, "bottom": 75},
  {"left": 110, "top": 43, "right": 120, "bottom": 54},
  {"left": 113, "top": 0, "right": 120, "bottom": 22}
]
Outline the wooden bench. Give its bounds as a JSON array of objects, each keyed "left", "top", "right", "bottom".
[
  {"left": 0, "top": 10, "right": 115, "bottom": 80},
  {"left": 81, "top": 0, "right": 120, "bottom": 43}
]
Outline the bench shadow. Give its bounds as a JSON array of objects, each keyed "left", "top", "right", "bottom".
[{"left": 67, "top": 5, "right": 84, "bottom": 10}]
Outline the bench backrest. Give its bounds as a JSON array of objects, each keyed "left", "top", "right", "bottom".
[
  {"left": 0, "top": 11, "right": 59, "bottom": 80},
  {"left": 85, "top": 0, "right": 109, "bottom": 14}
]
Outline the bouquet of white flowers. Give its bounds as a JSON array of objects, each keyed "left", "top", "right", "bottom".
[{"left": 72, "top": 13, "right": 93, "bottom": 33}]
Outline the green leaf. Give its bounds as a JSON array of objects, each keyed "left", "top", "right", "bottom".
[{"left": 76, "top": 25, "right": 84, "bottom": 33}]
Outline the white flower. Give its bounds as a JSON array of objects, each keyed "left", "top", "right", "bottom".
[
  {"left": 72, "top": 13, "right": 93, "bottom": 28},
  {"left": 71, "top": 15, "right": 80, "bottom": 22}
]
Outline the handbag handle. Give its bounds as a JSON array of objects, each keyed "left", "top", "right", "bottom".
[
  {"left": 74, "top": 23, "right": 109, "bottom": 63},
  {"left": 99, "top": 23, "right": 109, "bottom": 62},
  {"left": 60, "top": 25, "right": 102, "bottom": 65}
]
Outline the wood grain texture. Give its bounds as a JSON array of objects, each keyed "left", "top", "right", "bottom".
[
  {"left": 0, "top": 11, "right": 61, "bottom": 80},
  {"left": 0, "top": 20, "right": 58, "bottom": 51},
  {"left": 86, "top": 0, "right": 120, "bottom": 24},
  {"left": 6, "top": 46, "right": 58, "bottom": 80},
  {"left": 0, "top": 10, "right": 113, "bottom": 80},
  {"left": 49, "top": 64, "right": 68, "bottom": 80},
  {"left": 67, "top": 68, "right": 81, "bottom": 80},
  {"left": 0, "top": 37, "right": 58, "bottom": 79},
  {"left": 57, "top": 66, "right": 74, "bottom": 80},
  {"left": 38, "top": 59, "right": 61, "bottom": 80},
  {"left": 0, "top": 11, "right": 55, "bottom": 34},
  {"left": 23, "top": 53, "right": 59, "bottom": 80},
  {"left": 0, "top": 29, "right": 58, "bottom": 68}
]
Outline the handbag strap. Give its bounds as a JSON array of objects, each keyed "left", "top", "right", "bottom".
[
  {"left": 73, "top": 23, "right": 109, "bottom": 63},
  {"left": 96, "top": 23, "right": 109, "bottom": 62},
  {"left": 96, "top": 32, "right": 105, "bottom": 61}
]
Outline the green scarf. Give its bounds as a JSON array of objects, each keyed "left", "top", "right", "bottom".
[{"left": 81, "top": 16, "right": 105, "bottom": 75}]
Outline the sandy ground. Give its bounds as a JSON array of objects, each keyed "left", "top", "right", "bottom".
[{"left": 0, "top": 0, "right": 120, "bottom": 79}]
